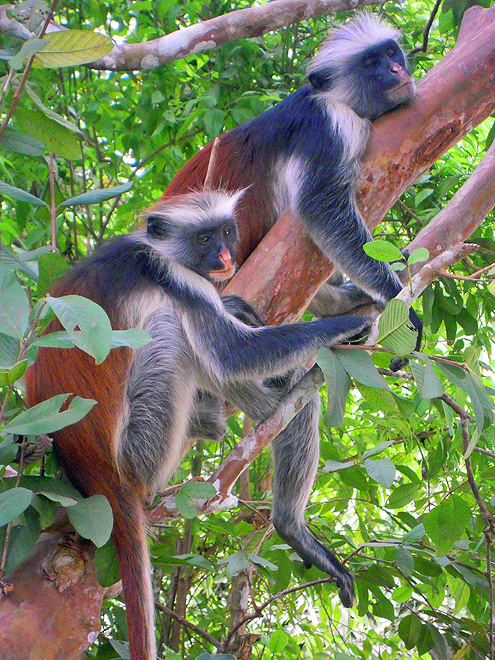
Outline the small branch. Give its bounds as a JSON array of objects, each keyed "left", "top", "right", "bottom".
[
  {"left": 222, "top": 576, "right": 340, "bottom": 648},
  {"left": 401, "top": 243, "right": 476, "bottom": 307},
  {"left": 75, "top": 0, "right": 382, "bottom": 72},
  {"left": 409, "top": 0, "right": 443, "bottom": 55},
  {"left": 204, "top": 138, "right": 221, "bottom": 189},
  {"left": 155, "top": 602, "right": 223, "bottom": 651}
]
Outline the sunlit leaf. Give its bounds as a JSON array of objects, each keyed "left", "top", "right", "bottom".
[{"left": 36, "top": 30, "right": 113, "bottom": 68}]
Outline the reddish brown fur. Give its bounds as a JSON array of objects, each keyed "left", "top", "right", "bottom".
[
  {"left": 24, "top": 276, "right": 155, "bottom": 660},
  {"left": 163, "top": 134, "right": 273, "bottom": 265}
]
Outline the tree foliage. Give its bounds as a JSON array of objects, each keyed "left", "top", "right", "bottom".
[{"left": 1, "top": 1, "right": 495, "bottom": 659}]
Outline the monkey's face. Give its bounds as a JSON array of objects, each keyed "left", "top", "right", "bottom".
[
  {"left": 351, "top": 39, "right": 415, "bottom": 119},
  {"left": 187, "top": 219, "right": 238, "bottom": 282}
]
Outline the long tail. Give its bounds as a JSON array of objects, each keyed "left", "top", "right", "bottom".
[{"left": 110, "top": 492, "right": 156, "bottom": 660}]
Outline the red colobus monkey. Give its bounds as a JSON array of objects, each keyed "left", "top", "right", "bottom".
[
  {"left": 164, "top": 14, "right": 422, "bottom": 338},
  {"left": 25, "top": 191, "right": 369, "bottom": 660}
]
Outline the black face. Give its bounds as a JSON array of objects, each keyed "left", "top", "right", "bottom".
[
  {"left": 351, "top": 39, "right": 414, "bottom": 119},
  {"left": 190, "top": 220, "right": 238, "bottom": 282},
  {"left": 147, "top": 214, "right": 238, "bottom": 282}
]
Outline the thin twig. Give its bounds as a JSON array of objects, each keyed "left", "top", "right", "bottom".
[
  {"left": 410, "top": 0, "right": 443, "bottom": 55},
  {"left": 155, "top": 602, "right": 223, "bottom": 651}
]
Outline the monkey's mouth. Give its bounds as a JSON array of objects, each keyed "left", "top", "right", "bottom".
[
  {"left": 209, "top": 265, "right": 236, "bottom": 282},
  {"left": 387, "top": 81, "right": 415, "bottom": 102}
]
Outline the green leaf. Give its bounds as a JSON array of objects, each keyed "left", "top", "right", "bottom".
[
  {"left": 46, "top": 294, "right": 113, "bottom": 364},
  {"left": 203, "top": 109, "right": 225, "bottom": 139},
  {"left": 423, "top": 495, "right": 471, "bottom": 556},
  {"left": 16, "top": 108, "right": 81, "bottom": 160},
  {"left": 8, "top": 38, "right": 47, "bottom": 70},
  {"left": 0, "top": 488, "right": 33, "bottom": 526},
  {"left": 0, "top": 359, "right": 28, "bottom": 386},
  {"left": 3, "top": 394, "right": 96, "bottom": 435},
  {"left": 180, "top": 481, "right": 216, "bottom": 499},
  {"left": 0, "top": 332, "right": 21, "bottom": 368},
  {"left": 364, "top": 458, "right": 396, "bottom": 488},
  {"left": 395, "top": 546, "right": 414, "bottom": 576},
  {"left": 0, "top": 263, "right": 30, "bottom": 339},
  {"left": 0, "top": 179, "right": 48, "bottom": 207},
  {"left": 110, "top": 329, "right": 153, "bottom": 350},
  {"left": 392, "top": 584, "right": 413, "bottom": 602},
  {"left": 410, "top": 358, "right": 443, "bottom": 399},
  {"left": 32, "top": 331, "right": 78, "bottom": 349},
  {"left": 0, "top": 128, "right": 45, "bottom": 156},
  {"left": 398, "top": 614, "right": 423, "bottom": 650},
  {"left": 268, "top": 630, "right": 289, "bottom": 653},
  {"left": 95, "top": 539, "right": 121, "bottom": 587},
  {"left": 363, "top": 240, "right": 403, "bottom": 262},
  {"left": 318, "top": 347, "right": 351, "bottom": 426},
  {"left": 58, "top": 181, "right": 133, "bottom": 207},
  {"left": 36, "top": 30, "right": 113, "bottom": 68},
  {"left": 24, "top": 84, "right": 83, "bottom": 135},
  {"left": 334, "top": 347, "right": 390, "bottom": 390},
  {"left": 67, "top": 494, "right": 113, "bottom": 547},
  {"left": 378, "top": 299, "right": 418, "bottom": 356},
  {"left": 407, "top": 247, "right": 430, "bottom": 266},
  {"left": 37, "top": 252, "right": 69, "bottom": 297},
  {"left": 175, "top": 492, "right": 197, "bottom": 519},
  {"left": 247, "top": 553, "right": 278, "bottom": 572},
  {"left": 386, "top": 483, "right": 419, "bottom": 509}
]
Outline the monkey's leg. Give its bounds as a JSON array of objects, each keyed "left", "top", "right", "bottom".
[
  {"left": 270, "top": 387, "right": 355, "bottom": 608},
  {"left": 225, "top": 372, "right": 355, "bottom": 607},
  {"left": 187, "top": 391, "right": 226, "bottom": 442},
  {"left": 117, "top": 310, "right": 197, "bottom": 494}
]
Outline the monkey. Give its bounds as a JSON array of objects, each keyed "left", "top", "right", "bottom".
[
  {"left": 163, "top": 13, "right": 422, "bottom": 342},
  {"left": 25, "top": 190, "right": 370, "bottom": 660}
]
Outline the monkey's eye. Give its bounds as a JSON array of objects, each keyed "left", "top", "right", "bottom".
[
  {"left": 223, "top": 227, "right": 231, "bottom": 236},
  {"left": 387, "top": 47, "right": 397, "bottom": 58},
  {"left": 363, "top": 57, "right": 377, "bottom": 68},
  {"left": 197, "top": 235, "right": 211, "bottom": 245}
]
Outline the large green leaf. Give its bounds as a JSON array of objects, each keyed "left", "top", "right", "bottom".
[
  {"left": 37, "top": 252, "right": 69, "bottom": 297},
  {"left": 377, "top": 299, "right": 417, "bottom": 356},
  {"left": 16, "top": 108, "right": 81, "bottom": 159},
  {"left": 0, "top": 488, "right": 33, "bottom": 526},
  {"left": 36, "top": 30, "right": 113, "bottom": 68},
  {"left": 364, "top": 458, "right": 396, "bottom": 488},
  {"left": 0, "top": 128, "right": 45, "bottom": 156},
  {"left": 318, "top": 347, "right": 351, "bottom": 426},
  {"left": 0, "top": 179, "right": 48, "bottom": 207},
  {"left": 3, "top": 393, "right": 96, "bottom": 435},
  {"left": 423, "top": 495, "right": 471, "bottom": 557},
  {"left": 333, "top": 347, "right": 390, "bottom": 390},
  {"left": 46, "top": 294, "right": 113, "bottom": 364},
  {"left": 58, "top": 181, "right": 133, "bottom": 207},
  {"left": 67, "top": 494, "right": 113, "bottom": 547},
  {"left": 410, "top": 358, "right": 443, "bottom": 399},
  {"left": 363, "top": 240, "right": 403, "bottom": 262}
]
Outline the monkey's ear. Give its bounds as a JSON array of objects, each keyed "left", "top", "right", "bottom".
[
  {"left": 308, "top": 68, "right": 334, "bottom": 91},
  {"left": 147, "top": 214, "right": 173, "bottom": 239}
]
